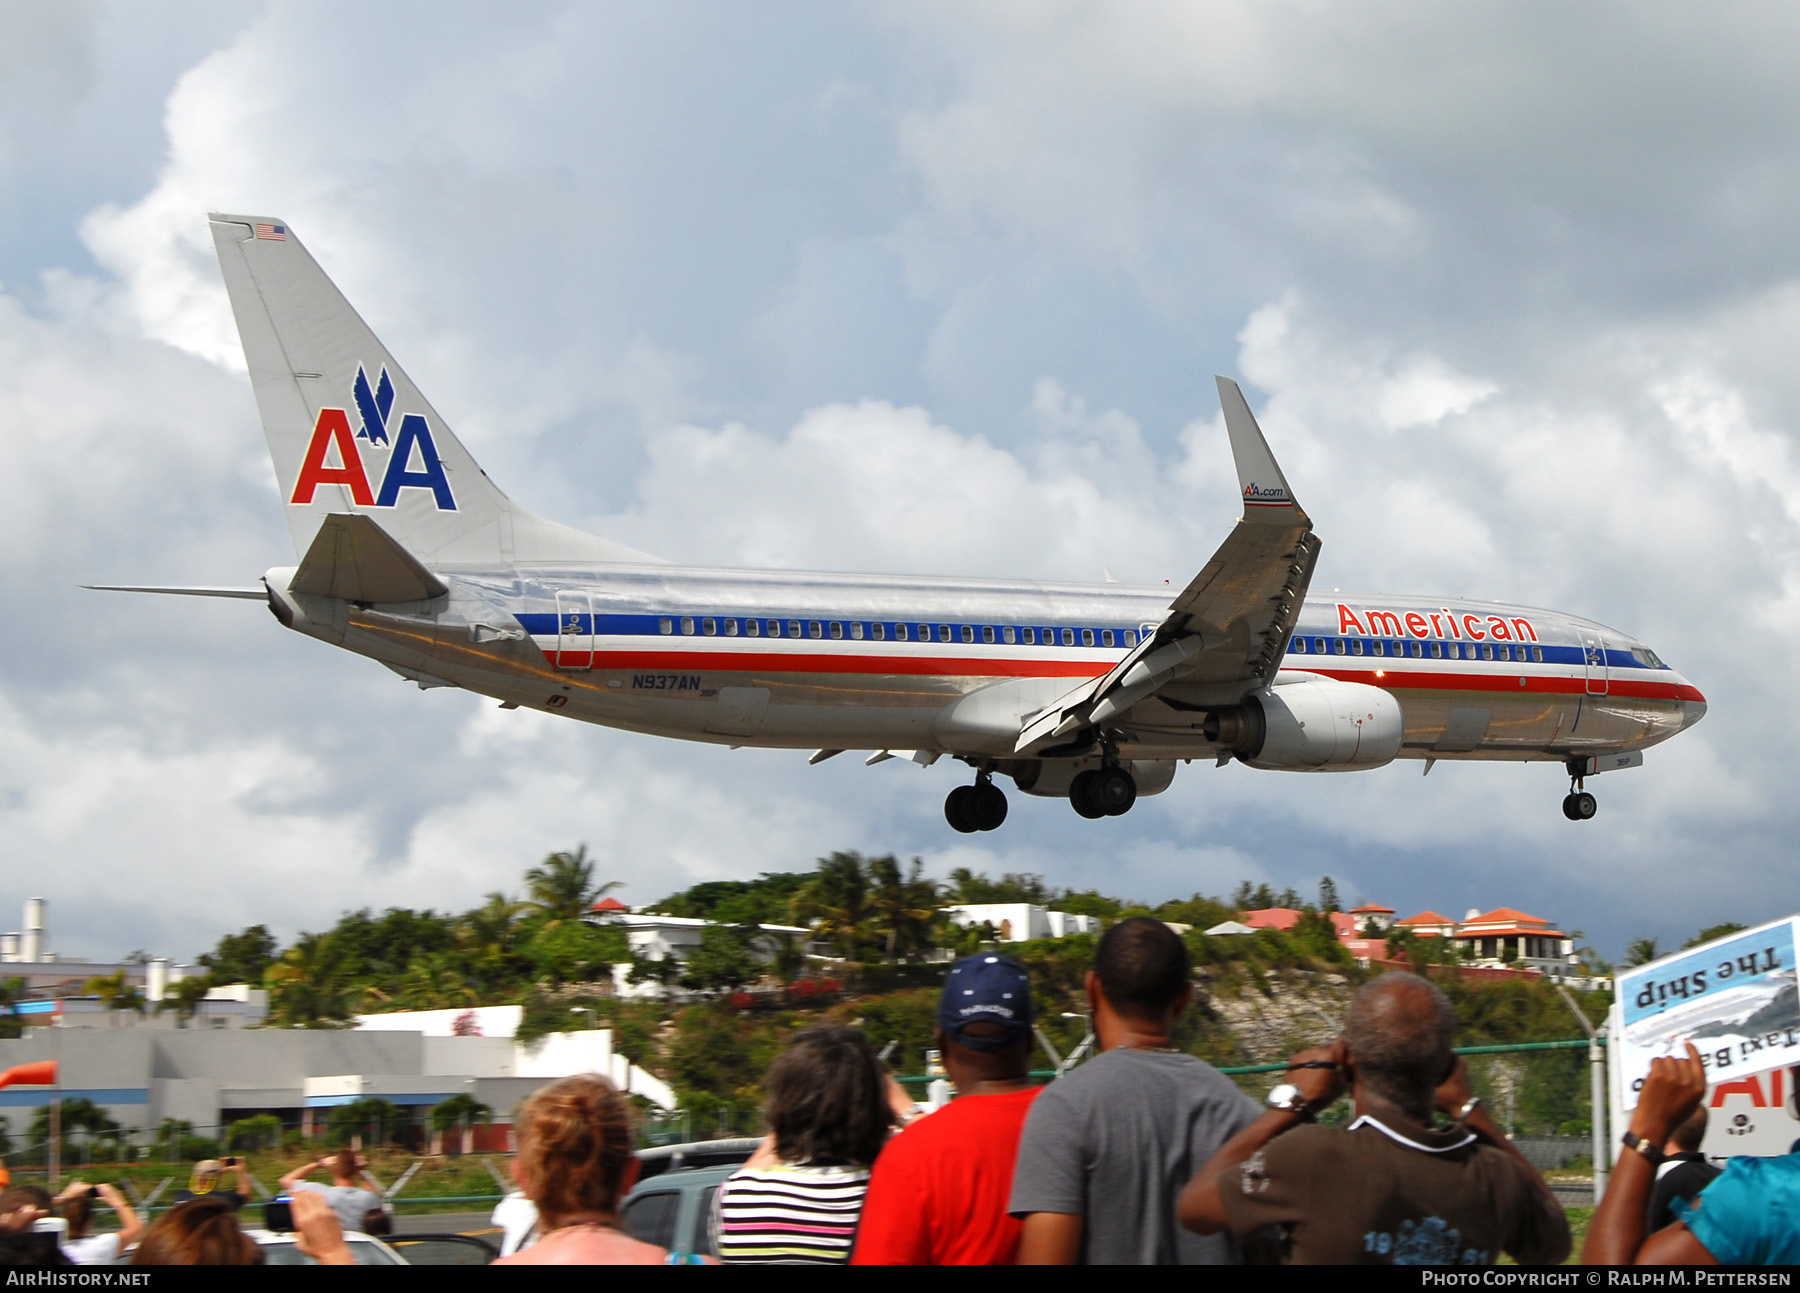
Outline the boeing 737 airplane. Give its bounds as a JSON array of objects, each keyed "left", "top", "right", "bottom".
[{"left": 92, "top": 215, "right": 1707, "bottom": 831}]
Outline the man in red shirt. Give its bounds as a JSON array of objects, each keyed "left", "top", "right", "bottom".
[{"left": 852, "top": 953, "right": 1041, "bottom": 1265}]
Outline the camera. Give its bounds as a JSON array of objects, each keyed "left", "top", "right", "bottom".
[{"left": 263, "top": 1197, "right": 294, "bottom": 1232}]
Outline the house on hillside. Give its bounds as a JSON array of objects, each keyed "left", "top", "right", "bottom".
[{"left": 939, "top": 904, "right": 1099, "bottom": 943}]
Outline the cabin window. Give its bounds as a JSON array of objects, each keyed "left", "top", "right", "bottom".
[
  {"left": 1123, "top": 630, "right": 1137, "bottom": 646},
  {"left": 1350, "top": 639, "right": 1364, "bottom": 656},
  {"left": 1077, "top": 628, "right": 1092, "bottom": 647},
  {"left": 781, "top": 620, "right": 796, "bottom": 638},
  {"left": 1531, "top": 646, "right": 1544, "bottom": 663},
  {"left": 1333, "top": 638, "right": 1346, "bottom": 655},
  {"left": 1430, "top": 642, "right": 1442, "bottom": 658},
  {"left": 919, "top": 624, "right": 931, "bottom": 641},
  {"left": 976, "top": 625, "right": 991, "bottom": 644},
  {"left": 681, "top": 616, "right": 695, "bottom": 635},
  {"left": 1061, "top": 628, "right": 1075, "bottom": 646},
  {"left": 939, "top": 624, "right": 953, "bottom": 643},
  {"left": 961, "top": 625, "right": 975, "bottom": 644},
  {"left": 825, "top": 621, "right": 839, "bottom": 639},
  {"left": 849, "top": 622, "right": 864, "bottom": 640},
  {"left": 1372, "top": 640, "right": 1385, "bottom": 657},
  {"left": 702, "top": 617, "right": 716, "bottom": 636},
  {"left": 659, "top": 617, "right": 672, "bottom": 635},
  {"left": 1102, "top": 629, "right": 1115, "bottom": 647},
  {"left": 1292, "top": 637, "right": 1306, "bottom": 653},
  {"left": 724, "top": 618, "right": 739, "bottom": 637},
  {"left": 1002, "top": 627, "right": 1016, "bottom": 644},
  {"left": 1313, "top": 638, "right": 1326, "bottom": 653},
  {"left": 870, "top": 622, "right": 884, "bottom": 641},
  {"left": 1022, "top": 627, "right": 1036, "bottom": 645},
  {"left": 746, "top": 619, "right": 760, "bottom": 637},
  {"left": 809, "top": 621, "right": 823, "bottom": 639},
  {"left": 894, "top": 623, "right": 907, "bottom": 641},
  {"left": 1481, "top": 644, "right": 1494, "bottom": 661}
]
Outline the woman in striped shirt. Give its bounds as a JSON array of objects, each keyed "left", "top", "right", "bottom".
[{"left": 715, "top": 1025, "right": 894, "bottom": 1263}]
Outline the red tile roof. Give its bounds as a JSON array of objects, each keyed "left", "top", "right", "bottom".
[
  {"left": 1463, "top": 907, "right": 1549, "bottom": 927},
  {"left": 591, "top": 896, "right": 628, "bottom": 911},
  {"left": 1398, "top": 911, "right": 1456, "bottom": 926},
  {"left": 1348, "top": 903, "right": 1395, "bottom": 914},
  {"left": 1239, "top": 908, "right": 1301, "bottom": 931}
]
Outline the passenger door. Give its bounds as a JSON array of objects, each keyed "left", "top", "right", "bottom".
[
  {"left": 1579, "top": 630, "right": 1608, "bottom": 696},
  {"left": 555, "top": 590, "right": 593, "bottom": 670}
]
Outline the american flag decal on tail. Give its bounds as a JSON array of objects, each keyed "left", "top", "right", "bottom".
[{"left": 254, "top": 223, "right": 286, "bottom": 241}]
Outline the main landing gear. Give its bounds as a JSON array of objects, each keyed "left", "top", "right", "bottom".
[
  {"left": 1071, "top": 764, "right": 1137, "bottom": 820},
  {"left": 1561, "top": 759, "right": 1597, "bottom": 821},
  {"left": 946, "top": 773, "right": 1008, "bottom": 833}
]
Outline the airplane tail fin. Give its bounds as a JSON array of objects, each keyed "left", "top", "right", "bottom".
[{"left": 208, "top": 214, "right": 661, "bottom": 568}]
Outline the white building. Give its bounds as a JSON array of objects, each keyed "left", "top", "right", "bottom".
[
  {"left": 590, "top": 913, "right": 812, "bottom": 1000},
  {"left": 939, "top": 904, "right": 1100, "bottom": 943}
]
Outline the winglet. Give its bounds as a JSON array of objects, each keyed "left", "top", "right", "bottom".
[{"left": 1216, "top": 377, "right": 1306, "bottom": 525}]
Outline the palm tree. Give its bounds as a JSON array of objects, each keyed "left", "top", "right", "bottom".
[
  {"left": 155, "top": 975, "right": 214, "bottom": 1024},
  {"left": 792, "top": 852, "right": 873, "bottom": 959},
  {"left": 525, "top": 846, "right": 621, "bottom": 925},
  {"left": 84, "top": 971, "right": 146, "bottom": 1021},
  {"left": 1621, "top": 936, "right": 1662, "bottom": 968},
  {"left": 0, "top": 975, "right": 26, "bottom": 1038},
  {"left": 268, "top": 933, "right": 353, "bottom": 1027},
  {"left": 428, "top": 1093, "right": 492, "bottom": 1156},
  {"left": 866, "top": 855, "right": 941, "bottom": 960}
]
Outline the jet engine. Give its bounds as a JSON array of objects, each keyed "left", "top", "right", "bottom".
[{"left": 1204, "top": 678, "right": 1403, "bottom": 771}]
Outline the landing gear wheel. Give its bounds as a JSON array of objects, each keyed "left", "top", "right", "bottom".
[
  {"left": 1561, "top": 791, "right": 1598, "bottom": 821},
  {"left": 945, "top": 785, "right": 978, "bottom": 833},
  {"left": 1096, "top": 766, "right": 1137, "bottom": 816},
  {"left": 969, "top": 781, "right": 1009, "bottom": 831},
  {"left": 1070, "top": 770, "right": 1106, "bottom": 819}
]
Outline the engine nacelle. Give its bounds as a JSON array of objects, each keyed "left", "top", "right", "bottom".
[
  {"left": 1210, "top": 677, "right": 1404, "bottom": 771},
  {"left": 1005, "top": 757, "right": 1178, "bottom": 799}
]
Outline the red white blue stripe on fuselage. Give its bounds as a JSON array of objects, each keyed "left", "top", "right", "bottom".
[{"left": 510, "top": 610, "right": 1703, "bottom": 705}]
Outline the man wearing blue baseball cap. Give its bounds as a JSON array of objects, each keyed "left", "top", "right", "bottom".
[{"left": 852, "top": 953, "right": 1042, "bottom": 1265}]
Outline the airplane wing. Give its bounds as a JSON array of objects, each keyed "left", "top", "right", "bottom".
[{"left": 1015, "top": 377, "right": 1319, "bottom": 753}]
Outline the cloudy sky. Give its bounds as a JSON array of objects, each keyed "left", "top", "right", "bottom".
[{"left": 3, "top": 1, "right": 1795, "bottom": 966}]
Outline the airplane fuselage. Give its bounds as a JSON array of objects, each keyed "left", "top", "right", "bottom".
[{"left": 267, "top": 562, "right": 1705, "bottom": 780}]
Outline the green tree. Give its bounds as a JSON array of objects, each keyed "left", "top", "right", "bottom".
[
  {"left": 0, "top": 975, "right": 27, "bottom": 1040},
  {"left": 945, "top": 868, "right": 1056, "bottom": 905},
  {"left": 1684, "top": 923, "right": 1748, "bottom": 949},
  {"left": 326, "top": 1097, "right": 405, "bottom": 1148},
  {"left": 198, "top": 925, "right": 279, "bottom": 985},
  {"left": 225, "top": 1114, "right": 282, "bottom": 1152},
  {"left": 84, "top": 970, "right": 146, "bottom": 1017},
  {"left": 522, "top": 920, "right": 627, "bottom": 987},
  {"left": 267, "top": 932, "right": 353, "bottom": 1028},
  {"left": 1318, "top": 877, "right": 1341, "bottom": 913},
  {"left": 866, "top": 855, "right": 941, "bottom": 960},
  {"left": 428, "top": 1093, "right": 492, "bottom": 1155},
  {"left": 155, "top": 974, "right": 213, "bottom": 1023},
  {"left": 525, "top": 845, "right": 619, "bottom": 925},
  {"left": 683, "top": 924, "right": 765, "bottom": 992},
  {"left": 793, "top": 852, "right": 874, "bottom": 959},
  {"left": 1621, "top": 937, "right": 1662, "bottom": 968}
]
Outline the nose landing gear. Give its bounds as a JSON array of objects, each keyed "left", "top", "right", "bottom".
[
  {"left": 1562, "top": 759, "right": 1597, "bottom": 821},
  {"left": 946, "top": 773, "right": 1009, "bottom": 833}
]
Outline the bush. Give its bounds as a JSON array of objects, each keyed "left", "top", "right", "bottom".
[{"left": 225, "top": 1114, "right": 282, "bottom": 1153}]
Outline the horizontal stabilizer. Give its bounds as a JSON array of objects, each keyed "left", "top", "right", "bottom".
[
  {"left": 291, "top": 513, "right": 448, "bottom": 603},
  {"left": 84, "top": 585, "right": 266, "bottom": 599}
]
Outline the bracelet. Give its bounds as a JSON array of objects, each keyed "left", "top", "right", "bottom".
[{"left": 1455, "top": 1095, "right": 1482, "bottom": 1121}]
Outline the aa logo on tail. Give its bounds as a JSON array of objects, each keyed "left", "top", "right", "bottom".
[{"left": 290, "top": 365, "right": 457, "bottom": 511}]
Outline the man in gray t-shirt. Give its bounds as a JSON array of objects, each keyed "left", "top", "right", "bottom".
[{"left": 1010, "top": 918, "right": 1259, "bottom": 1264}]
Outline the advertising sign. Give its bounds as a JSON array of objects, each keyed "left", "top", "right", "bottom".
[{"left": 1612, "top": 916, "right": 1800, "bottom": 1113}]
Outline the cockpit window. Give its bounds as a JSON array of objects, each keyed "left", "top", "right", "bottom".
[{"left": 1631, "top": 646, "right": 1665, "bottom": 669}]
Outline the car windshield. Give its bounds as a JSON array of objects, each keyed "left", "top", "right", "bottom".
[{"left": 256, "top": 1238, "right": 402, "bottom": 1266}]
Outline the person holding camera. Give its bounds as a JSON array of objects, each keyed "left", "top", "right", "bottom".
[
  {"left": 278, "top": 1150, "right": 383, "bottom": 1235},
  {"left": 172, "top": 1157, "right": 250, "bottom": 1209},
  {"left": 1177, "top": 971, "right": 1569, "bottom": 1265},
  {"left": 54, "top": 1180, "right": 144, "bottom": 1264}
]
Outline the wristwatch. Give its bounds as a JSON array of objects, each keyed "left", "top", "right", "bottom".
[
  {"left": 1621, "top": 1130, "right": 1664, "bottom": 1166},
  {"left": 1265, "top": 1083, "right": 1312, "bottom": 1116}
]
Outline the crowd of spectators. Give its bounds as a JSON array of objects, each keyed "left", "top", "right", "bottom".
[{"left": 0, "top": 915, "right": 1795, "bottom": 1266}]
